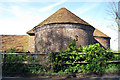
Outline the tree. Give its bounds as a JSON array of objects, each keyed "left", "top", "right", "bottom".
[
  {"left": 110, "top": 1, "right": 120, "bottom": 31},
  {"left": 107, "top": 1, "right": 120, "bottom": 52}
]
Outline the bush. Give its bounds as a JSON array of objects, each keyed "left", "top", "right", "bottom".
[
  {"left": 49, "top": 40, "right": 116, "bottom": 73},
  {"left": 82, "top": 43, "right": 114, "bottom": 73},
  {"left": 3, "top": 40, "right": 120, "bottom": 75},
  {"left": 7, "top": 47, "right": 16, "bottom": 53},
  {"left": 105, "top": 64, "right": 120, "bottom": 73},
  {"left": 3, "top": 54, "right": 45, "bottom": 75},
  {"left": 3, "top": 63, "right": 45, "bottom": 74}
]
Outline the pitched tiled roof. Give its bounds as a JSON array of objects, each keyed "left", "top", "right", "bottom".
[
  {"left": 93, "top": 29, "right": 110, "bottom": 38},
  {"left": 2, "top": 35, "right": 29, "bottom": 52},
  {"left": 27, "top": 29, "right": 34, "bottom": 34},
  {"left": 36, "top": 7, "right": 91, "bottom": 27}
]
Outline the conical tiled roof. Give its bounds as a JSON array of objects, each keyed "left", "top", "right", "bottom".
[
  {"left": 27, "top": 7, "right": 110, "bottom": 38},
  {"left": 93, "top": 29, "right": 110, "bottom": 38},
  {"left": 37, "top": 7, "right": 91, "bottom": 26}
]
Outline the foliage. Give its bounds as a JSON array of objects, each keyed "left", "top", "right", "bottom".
[
  {"left": 82, "top": 44, "right": 114, "bottom": 73},
  {"left": 3, "top": 63, "right": 44, "bottom": 74},
  {"left": 25, "top": 64, "right": 45, "bottom": 74},
  {"left": 4, "top": 54, "right": 40, "bottom": 63},
  {"left": 7, "top": 47, "right": 16, "bottom": 53},
  {"left": 3, "top": 54, "right": 45, "bottom": 75},
  {"left": 48, "top": 40, "right": 118, "bottom": 73},
  {"left": 66, "top": 39, "right": 82, "bottom": 52},
  {"left": 105, "top": 64, "right": 120, "bottom": 73},
  {"left": 5, "top": 54, "right": 26, "bottom": 62},
  {"left": 3, "top": 40, "right": 120, "bottom": 75}
]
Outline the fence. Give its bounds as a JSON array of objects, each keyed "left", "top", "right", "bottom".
[
  {"left": 1, "top": 52, "right": 120, "bottom": 75},
  {"left": 1, "top": 53, "right": 48, "bottom": 65},
  {"left": 1, "top": 52, "right": 50, "bottom": 75},
  {"left": 1, "top": 52, "right": 120, "bottom": 65}
]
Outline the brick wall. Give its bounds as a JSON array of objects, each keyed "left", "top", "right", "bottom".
[
  {"left": 94, "top": 36, "right": 110, "bottom": 49},
  {"left": 28, "top": 35, "right": 35, "bottom": 53},
  {"left": 34, "top": 23, "right": 95, "bottom": 54}
]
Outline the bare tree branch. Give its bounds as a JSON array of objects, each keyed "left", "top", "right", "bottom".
[{"left": 110, "top": 0, "right": 120, "bottom": 31}]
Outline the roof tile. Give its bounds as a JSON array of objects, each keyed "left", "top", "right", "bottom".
[
  {"left": 37, "top": 7, "right": 90, "bottom": 26},
  {"left": 93, "top": 29, "right": 110, "bottom": 38},
  {"left": 2, "top": 35, "right": 29, "bottom": 52}
]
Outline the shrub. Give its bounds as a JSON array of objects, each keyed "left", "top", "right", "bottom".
[
  {"left": 8, "top": 47, "right": 16, "bottom": 53},
  {"left": 105, "top": 64, "right": 120, "bottom": 73},
  {"left": 82, "top": 43, "right": 114, "bottom": 73},
  {"left": 3, "top": 54, "right": 45, "bottom": 75},
  {"left": 49, "top": 40, "right": 115, "bottom": 73}
]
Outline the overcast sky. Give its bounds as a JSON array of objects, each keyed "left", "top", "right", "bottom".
[{"left": 0, "top": 0, "right": 119, "bottom": 51}]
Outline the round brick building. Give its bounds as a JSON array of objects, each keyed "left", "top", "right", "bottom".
[
  {"left": 27, "top": 7, "right": 111, "bottom": 53},
  {"left": 33, "top": 7, "right": 95, "bottom": 54}
]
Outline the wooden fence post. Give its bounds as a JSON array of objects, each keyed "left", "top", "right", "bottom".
[{"left": 3, "top": 51, "right": 6, "bottom": 65}]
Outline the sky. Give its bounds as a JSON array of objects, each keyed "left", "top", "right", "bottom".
[{"left": 0, "top": 0, "right": 119, "bottom": 51}]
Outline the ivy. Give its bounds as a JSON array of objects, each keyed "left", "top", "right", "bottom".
[{"left": 48, "top": 40, "right": 116, "bottom": 73}]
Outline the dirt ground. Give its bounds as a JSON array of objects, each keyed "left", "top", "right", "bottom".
[{"left": 3, "top": 72, "right": 120, "bottom": 79}]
